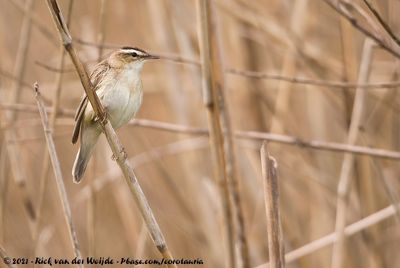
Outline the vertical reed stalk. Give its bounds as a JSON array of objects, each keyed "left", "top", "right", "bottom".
[
  {"left": 8, "top": 0, "right": 58, "bottom": 47},
  {"left": 35, "top": 0, "right": 74, "bottom": 242},
  {"left": 34, "top": 83, "right": 83, "bottom": 268},
  {"left": 196, "top": 0, "right": 235, "bottom": 266},
  {"left": 4, "top": 0, "right": 36, "bottom": 233},
  {"left": 147, "top": 0, "right": 187, "bottom": 123},
  {"left": 331, "top": 39, "right": 374, "bottom": 268},
  {"left": 96, "top": 0, "right": 107, "bottom": 63},
  {"left": 0, "top": 143, "right": 8, "bottom": 242},
  {"left": 260, "top": 142, "right": 284, "bottom": 268},
  {"left": 196, "top": 0, "right": 249, "bottom": 267},
  {"left": 255, "top": 203, "right": 399, "bottom": 268},
  {"left": 268, "top": 0, "right": 309, "bottom": 134}
]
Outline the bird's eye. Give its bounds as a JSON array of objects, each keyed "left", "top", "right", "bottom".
[{"left": 131, "top": 52, "right": 138, "bottom": 57}]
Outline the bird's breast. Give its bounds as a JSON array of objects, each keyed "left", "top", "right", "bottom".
[{"left": 99, "top": 71, "right": 143, "bottom": 129}]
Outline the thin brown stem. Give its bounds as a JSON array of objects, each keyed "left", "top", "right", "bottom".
[
  {"left": 226, "top": 68, "right": 400, "bottom": 89},
  {"left": 0, "top": 244, "right": 17, "bottom": 268},
  {"left": 255, "top": 203, "right": 398, "bottom": 267},
  {"left": 34, "top": 83, "right": 83, "bottom": 268},
  {"left": 34, "top": 58, "right": 400, "bottom": 90},
  {"left": 331, "top": 39, "right": 374, "bottom": 268},
  {"left": 0, "top": 103, "right": 74, "bottom": 117},
  {"left": 260, "top": 142, "right": 285, "bottom": 268},
  {"left": 0, "top": 68, "right": 35, "bottom": 90},
  {"left": 207, "top": 2, "right": 250, "bottom": 266},
  {"left": 2, "top": 102, "right": 400, "bottom": 160},
  {"left": 35, "top": 0, "right": 74, "bottom": 243},
  {"left": 96, "top": 0, "right": 107, "bottom": 63},
  {"left": 233, "top": 130, "right": 400, "bottom": 160},
  {"left": 322, "top": 0, "right": 400, "bottom": 59},
  {"left": 197, "top": 0, "right": 250, "bottom": 267},
  {"left": 4, "top": 0, "right": 36, "bottom": 233},
  {"left": 362, "top": 0, "right": 400, "bottom": 47},
  {"left": 0, "top": 143, "right": 9, "bottom": 242},
  {"left": 8, "top": 0, "right": 58, "bottom": 47}
]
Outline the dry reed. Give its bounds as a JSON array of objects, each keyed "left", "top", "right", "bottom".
[
  {"left": 1, "top": 1, "right": 400, "bottom": 267},
  {"left": 260, "top": 142, "right": 284, "bottom": 268},
  {"left": 34, "top": 82, "right": 83, "bottom": 268}
]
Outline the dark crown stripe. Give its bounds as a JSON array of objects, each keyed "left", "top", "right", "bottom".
[{"left": 120, "top": 46, "right": 147, "bottom": 54}]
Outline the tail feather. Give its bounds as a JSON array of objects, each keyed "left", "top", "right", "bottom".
[
  {"left": 72, "top": 122, "right": 101, "bottom": 183},
  {"left": 72, "top": 148, "right": 89, "bottom": 184}
]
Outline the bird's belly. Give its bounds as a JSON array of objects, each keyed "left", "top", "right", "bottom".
[{"left": 101, "top": 85, "right": 142, "bottom": 129}]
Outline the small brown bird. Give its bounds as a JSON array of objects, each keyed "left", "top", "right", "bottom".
[{"left": 72, "top": 47, "right": 158, "bottom": 183}]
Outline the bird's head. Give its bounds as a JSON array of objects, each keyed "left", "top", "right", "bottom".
[{"left": 109, "top": 46, "right": 159, "bottom": 70}]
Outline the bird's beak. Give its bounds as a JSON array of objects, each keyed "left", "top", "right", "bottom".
[{"left": 143, "top": 54, "right": 159, "bottom": 60}]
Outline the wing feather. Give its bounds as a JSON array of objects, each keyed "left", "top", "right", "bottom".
[{"left": 71, "top": 60, "right": 110, "bottom": 144}]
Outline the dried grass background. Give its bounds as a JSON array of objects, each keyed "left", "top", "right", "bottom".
[{"left": 1, "top": 0, "right": 400, "bottom": 267}]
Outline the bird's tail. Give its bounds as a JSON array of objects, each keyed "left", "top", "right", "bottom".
[
  {"left": 72, "top": 127, "right": 100, "bottom": 183},
  {"left": 72, "top": 148, "right": 90, "bottom": 183}
]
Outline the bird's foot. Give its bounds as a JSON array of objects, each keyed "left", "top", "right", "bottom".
[
  {"left": 111, "top": 147, "right": 127, "bottom": 161},
  {"left": 121, "top": 147, "right": 128, "bottom": 159},
  {"left": 94, "top": 107, "right": 108, "bottom": 125},
  {"left": 100, "top": 108, "right": 109, "bottom": 125}
]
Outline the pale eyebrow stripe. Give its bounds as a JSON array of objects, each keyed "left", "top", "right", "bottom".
[{"left": 122, "top": 49, "right": 145, "bottom": 55}]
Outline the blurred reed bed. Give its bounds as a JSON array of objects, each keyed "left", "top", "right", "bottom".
[{"left": 0, "top": 0, "right": 400, "bottom": 267}]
